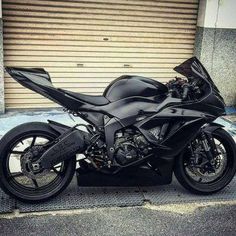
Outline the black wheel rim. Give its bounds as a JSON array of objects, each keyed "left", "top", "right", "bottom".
[
  {"left": 3, "top": 131, "right": 70, "bottom": 198},
  {"left": 183, "top": 133, "right": 234, "bottom": 185}
]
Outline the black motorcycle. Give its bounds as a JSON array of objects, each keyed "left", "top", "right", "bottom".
[{"left": 0, "top": 57, "right": 235, "bottom": 202}]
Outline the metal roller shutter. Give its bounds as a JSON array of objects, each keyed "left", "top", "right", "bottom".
[{"left": 3, "top": 0, "right": 199, "bottom": 109}]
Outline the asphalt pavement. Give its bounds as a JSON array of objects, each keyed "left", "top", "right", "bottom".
[{"left": 0, "top": 203, "right": 236, "bottom": 236}]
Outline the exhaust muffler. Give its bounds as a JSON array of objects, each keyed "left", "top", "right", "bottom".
[{"left": 39, "top": 129, "right": 90, "bottom": 169}]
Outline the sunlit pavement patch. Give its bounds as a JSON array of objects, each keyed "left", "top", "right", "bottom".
[{"left": 0, "top": 109, "right": 82, "bottom": 137}]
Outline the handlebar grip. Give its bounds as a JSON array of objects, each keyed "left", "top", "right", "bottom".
[{"left": 182, "top": 85, "right": 189, "bottom": 100}]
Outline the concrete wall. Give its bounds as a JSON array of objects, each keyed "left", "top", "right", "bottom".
[
  {"left": 194, "top": 0, "right": 236, "bottom": 106},
  {"left": 0, "top": 0, "right": 4, "bottom": 113}
]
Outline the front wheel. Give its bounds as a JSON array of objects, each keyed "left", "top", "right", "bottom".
[
  {"left": 174, "top": 128, "right": 236, "bottom": 194},
  {"left": 0, "top": 122, "right": 76, "bottom": 203}
]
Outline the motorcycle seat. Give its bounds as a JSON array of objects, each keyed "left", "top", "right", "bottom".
[{"left": 58, "top": 88, "right": 110, "bottom": 106}]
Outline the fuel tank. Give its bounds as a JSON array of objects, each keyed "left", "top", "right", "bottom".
[{"left": 103, "top": 75, "right": 168, "bottom": 102}]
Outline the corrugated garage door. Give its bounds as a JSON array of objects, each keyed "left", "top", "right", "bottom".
[{"left": 3, "top": 0, "right": 199, "bottom": 109}]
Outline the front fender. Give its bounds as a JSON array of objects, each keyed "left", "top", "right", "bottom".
[{"left": 201, "top": 122, "right": 224, "bottom": 135}]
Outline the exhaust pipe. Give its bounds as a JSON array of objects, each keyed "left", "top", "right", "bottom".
[{"left": 39, "top": 129, "right": 90, "bottom": 169}]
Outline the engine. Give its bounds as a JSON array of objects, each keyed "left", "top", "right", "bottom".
[{"left": 114, "top": 129, "right": 151, "bottom": 166}]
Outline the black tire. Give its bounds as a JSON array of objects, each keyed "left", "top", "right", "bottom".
[
  {"left": 174, "top": 128, "right": 236, "bottom": 195},
  {"left": 0, "top": 122, "right": 76, "bottom": 203}
]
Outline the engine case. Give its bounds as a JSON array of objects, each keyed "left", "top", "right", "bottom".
[{"left": 114, "top": 130, "right": 150, "bottom": 166}]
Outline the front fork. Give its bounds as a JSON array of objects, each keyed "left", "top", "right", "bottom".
[
  {"left": 189, "top": 132, "right": 216, "bottom": 171},
  {"left": 200, "top": 131, "right": 219, "bottom": 161},
  {"left": 189, "top": 124, "right": 223, "bottom": 168},
  {"left": 200, "top": 132, "right": 213, "bottom": 160}
]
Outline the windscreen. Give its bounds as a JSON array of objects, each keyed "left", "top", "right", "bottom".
[{"left": 173, "top": 57, "right": 219, "bottom": 92}]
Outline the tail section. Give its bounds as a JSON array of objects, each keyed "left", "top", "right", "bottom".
[{"left": 5, "top": 67, "right": 83, "bottom": 110}]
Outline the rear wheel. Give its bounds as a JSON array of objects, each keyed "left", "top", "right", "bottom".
[
  {"left": 0, "top": 122, "right": 76, "bottom": 203},
  {"left": 174, "top": 128, "right": 236, "bottom": 194}
]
